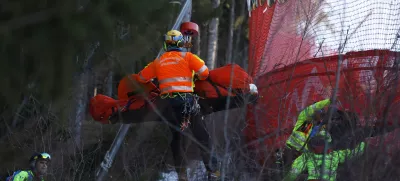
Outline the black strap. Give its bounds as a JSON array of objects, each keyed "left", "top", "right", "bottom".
[
  {"left": 127, "top": 91, "right": 140, "bottom": 97},
  {"left": 206, "top": 77, "right": 222, "bottom": 97},
  {"left": 206, "top": 77, "right": 246, "bottom": 97}
]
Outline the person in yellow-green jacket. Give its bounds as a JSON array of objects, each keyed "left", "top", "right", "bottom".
[
  {"left": 286, "top": 98, "right": 332, "bottom": 152},
  {"left": 6, "top": 152, "right": 51, "bottom": 181},
  {"left": 282, "top": 99, "right": 332, "bottom": 172},
  {"left": 283, "top": 133, "right": 365, "bottom": 181}
]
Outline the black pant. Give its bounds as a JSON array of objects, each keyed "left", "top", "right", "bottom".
[
  {"left": 162, "top": 93, "right": 218, "bottom": 173},
  {"left": 168, "top": 115, "right": 218, "bottom": 173},
  {"left": 117, "top": 93, "right": 218, "bottom": 173}
]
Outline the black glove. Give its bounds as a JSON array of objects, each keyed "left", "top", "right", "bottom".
[
  {"left": 321, "top": 105, "right": 340, "bottom": 124},
  {"left": 108, "top": 107, "right": 120, "bottom": 124},
  {"left": 193, "top": 74, "right": 199, "bottom": 82}
]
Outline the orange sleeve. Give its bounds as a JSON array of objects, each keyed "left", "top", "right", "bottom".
[
  {"left": 138, "top": 62, "right": 156, "bottom": 83},
  {"left": 187, "top": 53, "right": 209, "bottom": 80}
]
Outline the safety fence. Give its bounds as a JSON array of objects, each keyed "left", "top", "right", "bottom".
[{"left": 245, "top": 0, "right": 400, "bottom": 159}]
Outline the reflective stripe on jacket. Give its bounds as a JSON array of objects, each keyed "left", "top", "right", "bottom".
[
  {"left": 284, "top": 142, "right": 365, "bottom": 181},
  {"left": 286, "top": 99, "right": 331, "bottom": 151},
  {"left": 138, "top": 51, "right": 209, "bottom": 94},
  {"left": 287, "top": 131, "right": 309, "bottom": 152}
]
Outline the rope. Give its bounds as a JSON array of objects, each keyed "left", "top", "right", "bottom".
[{"left": 180, "top": 93, "right": 201, "bottom": 131}]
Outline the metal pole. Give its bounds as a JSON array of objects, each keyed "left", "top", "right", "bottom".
[
  {"left": 95, "top": 125, "right": 130, "bottom": 181},
  {"left": 95, "top": 1, "right": 192, "bottom": 180}
]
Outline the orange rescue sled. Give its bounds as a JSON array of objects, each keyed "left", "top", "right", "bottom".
[{"left": 89, "top": 64, "right": 257, "bottom": 124}]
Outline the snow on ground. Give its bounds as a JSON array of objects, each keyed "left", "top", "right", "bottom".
[
  {"left": 159, "top": 172, "right": 178, "bottom": 181},
  {"left": 158, "top": 160, "right": 207, "bottom": 181}
]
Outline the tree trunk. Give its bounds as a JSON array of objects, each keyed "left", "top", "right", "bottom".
[
  {"left": 191, "top": 28, "right": 201, "bottom": 55},
  {"left": 201, "top": 24, "right": 208, "bottom": 58},
  {"left": 235, "top": 0, "right": 247, "bottom": 66},
  {"left": 193, "top": 30, "right": 201, "bottom": 55},
  {"left": 181, "top": 0, "right": 192, "bottom": 23},
  {"left": 225, "top": 0, "right": 235, "bottom": 64},
  {"left": 105, "top": 61, "right": 113, "bottom": 97},
  {"left": 243, "top": 43, "right": 249, "bottom": 71},
  {"left": 11, "top": 96, "right": 29, "bottom": 128},
  {"left": 206, "top": 0, "right": 220, "bottom": 70},
  {"left": 70, "top": 42, "right": 99, "bottom": 151},
  {"left": 181, "top": 0, "right": 192, "bottom": 52},
  {"left": 70, "top": 71, "right": 87, "bottom": 149}
]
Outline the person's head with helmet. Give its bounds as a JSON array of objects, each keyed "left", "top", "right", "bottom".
[
  {"left": 29, "top": 152, "right": 51, "bottom": 176},
  {"left": 163, "top": 30, "right": 185, "bottom": 51},
  {"left": 312, "top": 103, "right": 339, "bottom": 125},
  {"left": 308, "top": 131, "right": 333, "bottom": 154}
]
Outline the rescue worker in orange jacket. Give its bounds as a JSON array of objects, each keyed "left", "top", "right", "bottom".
[
  {"left": 137, "top": 30, "right": 218, "bottom": 181},
  {"left": 138, "top": 30, "right": 209, "bottom": 94}
]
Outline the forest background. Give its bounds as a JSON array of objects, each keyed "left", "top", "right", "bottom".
[{"left": 0, "top": 0, "right": 250, "bottom": 180}]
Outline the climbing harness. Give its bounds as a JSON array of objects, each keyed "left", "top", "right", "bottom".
[
  {"left": 160, "top": 92, "right": 201, "bottom": 131},
  {"left": 181, "top": 93, "right": 200, "bottom": 130}
]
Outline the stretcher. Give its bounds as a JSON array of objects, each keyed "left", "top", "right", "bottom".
[{"left": 89, "top": 64, "right": 259, "bottom": 124}]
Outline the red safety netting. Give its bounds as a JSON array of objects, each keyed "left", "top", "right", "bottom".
[
  {"left": 246, "top": 50, "right": 400, "bottom": 151},
  {"left": 248, "top": 0, "right": 400, "bottom": 77},
  {"left": 245, "top": 0, "right": 400, "bottom": 160}
]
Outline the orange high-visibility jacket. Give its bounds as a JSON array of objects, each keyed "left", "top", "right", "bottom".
[{"left": 138, "top": 51, "right": 209, "bottom": 94}]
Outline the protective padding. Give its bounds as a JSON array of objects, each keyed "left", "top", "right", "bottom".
[
  {"left": 194, "top": 64, "right": 254, "bottom": 98},
  {"left": 117, "top": 74, "right": 159, "bottom": 100}
]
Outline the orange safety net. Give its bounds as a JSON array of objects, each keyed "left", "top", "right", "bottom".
[{"left": 245, "top": 0, "right": 400, "bottom": 158}]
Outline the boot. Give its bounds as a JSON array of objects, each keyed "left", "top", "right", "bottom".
[
  {"left": 207, "top": 170, "right": 221, "bottom": 181},
  {"left": 178, "top": 175, "right": 188, "bottom": 181},
  {"left": 178, "top": 167, "right": 188, "bottom": 181}
]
